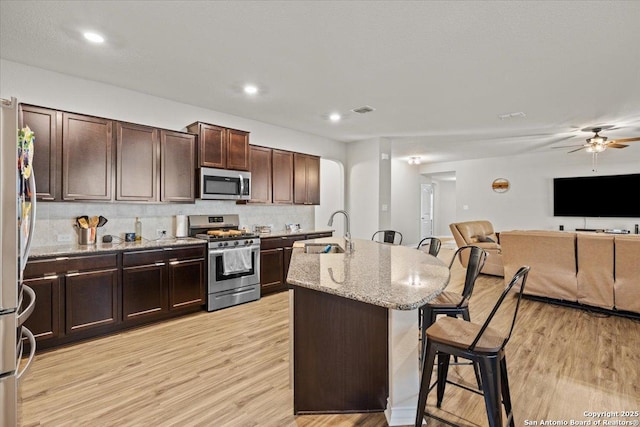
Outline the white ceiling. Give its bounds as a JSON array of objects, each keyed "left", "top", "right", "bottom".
[{"left": 1, "top": 1, "right": 639, "bottom": 163}]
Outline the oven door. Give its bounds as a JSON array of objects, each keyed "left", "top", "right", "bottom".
[
  {"left": 209, "top": 246, "right": 260, "bottom": 292},
  {"left": 200, "top": 167, "right": 251, "bottom": 200}
]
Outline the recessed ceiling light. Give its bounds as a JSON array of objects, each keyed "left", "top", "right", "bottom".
[
  {"left": 329, "top": 113, "right": 341, "bottom": 122},
  {"left": 497, "top": 111, "right": 526, "bottom": 120},
  {"left": 408, "top": 156, "right": 421, "bottom": 165},
  {"left": 243, "top": 85, "right": 258, "bottom": 95},
  {"left": 83, "top": 32, "right": 105, "bottom": 43}
]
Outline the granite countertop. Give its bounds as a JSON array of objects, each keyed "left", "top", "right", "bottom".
[
  {"left": 257, "top": 228, "right": 335, "bottom": 239},
  {"left": 286, "top": 237, "right": 450, "bottom": 310},
  {"left": 29, "top": 237, "right": 206, "bottom": 258}
]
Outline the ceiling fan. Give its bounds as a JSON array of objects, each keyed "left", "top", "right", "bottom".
[{"left": 552, "top": 126, "right": 640, "bottom": 171}]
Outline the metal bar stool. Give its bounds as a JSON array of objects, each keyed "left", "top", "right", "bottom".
[
  {"left": 415, "top": 265, "right": 531, "bottom": 427},
  {"left": 417, "top": 237, "right": 442, "bottom": 257},
  {"left": 371, "top": 230, "right": 403, "bottom": 245}
]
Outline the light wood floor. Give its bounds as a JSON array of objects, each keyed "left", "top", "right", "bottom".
[{"left": 19, "top": 249, "right": 640, "bottom": 426}]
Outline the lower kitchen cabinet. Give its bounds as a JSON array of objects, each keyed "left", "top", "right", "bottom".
[
  {"left": 23, "top": 244, "right": 206, "bottom": 351},
  {"left": 65, "top": 267, "right": 119, "bottom": 335},
  {"left": 260, "top": 232, "right": 333, "bottom": 295},
  {"left": 22, "top": 275, "right": 61, "bottom": 342}
]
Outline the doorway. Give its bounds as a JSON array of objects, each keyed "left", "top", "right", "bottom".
[{"left": 420, "top": 183, "right": 434, "bottom": 239}]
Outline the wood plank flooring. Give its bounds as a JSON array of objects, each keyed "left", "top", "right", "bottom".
[{"left": 19, "top": 248, "right": 640, "bottom": 426}]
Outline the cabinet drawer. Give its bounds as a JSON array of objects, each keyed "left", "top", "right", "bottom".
[
  {"left": 306, "top": 232, "right": 333, "bottom": 239},
  {"left": 64, "top": 254, "right": 118, "bottom": 272},
  {"left": 123, "top": 249, "right": 165, "bottom": 267},
  {"left": 282, "top": 235, "right": 309, "bottom": 247},
  {"left": 261, "top": 237, "right": 289, "bottom": 250},
  {"left": 25, "top": 253, "right": 118, "bottom": 277},
  {"left": 162, "top": 245, "right": 205, "bottom": 260}
]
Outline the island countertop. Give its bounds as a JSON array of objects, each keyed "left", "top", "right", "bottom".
[{"left": 286, "top": 237, "right": 450, "bottom": 310}]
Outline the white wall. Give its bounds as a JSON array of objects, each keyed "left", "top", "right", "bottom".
[
  {"left": 419, "top": 150, "right": 640, "bottom": 233},
  {"left": 432, "top": 178, "right": 456, "bottom": 237},
  {"left": 346, "top": 138, "right": 381, "bottom": 239},
  {"left": 315, "top": 158, "right": 345, "bottom": 237},
  {"left": 390, "top": 159, "right": 421, "bottom": 246},
  {"left": 0, "top": 59, "right": 348, "bottom": 245}
]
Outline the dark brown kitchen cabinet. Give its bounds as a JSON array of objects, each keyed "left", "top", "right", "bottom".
[
  {"left": 122, "top": 249, "right": 168, "bottom": 324},
  {"left": 260, "top": 248, "right": 284, "bottom": 295},
  {"left": 65, "top": 267, "right": 119, "bottom": 335},
  {"left": 22, "top": 275, "right": 61, "bottom": 342},
  {"left": 62, "top": 112, "right": 114, "bottom": 201},
  {"left": 272, "top": 149, "right": 294, "bottom": 204},
  {"left": 294, "top": 153, "right": 320, "bottom": 205},
  {"left": 116, "top": 122, "right": 159, "bottom": 202},
  {"left": 123, "top": 245, "right": 205, "bottom": 323},
  {"left": 23, "top": 243, "right": 205, "bottom": 352},
  {"left": 18, "top": 104, "right": 62, "bottom": 201},
  {"left": 187, "top": 121, "right": 250, "bottom": 171},
  {"left": 249, "top": 145, "right": 272, "bottom": 203},
  {"left": 168, "top": 257, "right": 205, "bottom": 310},
  {"left": 160, "top": 130, "right": 196, "bottom": 202}
]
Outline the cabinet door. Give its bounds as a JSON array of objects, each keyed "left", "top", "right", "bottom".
[
  {"left": 293, "top": 153, "right": 309, "bottom": 204},
  {"left": 168, "top": 258, "right": 205, "bottom": 310},
  {"left": 272, "top": 149, "right": 294, "bottom": 204},
  {"left": 195, "top": 123, "right": 226, "bottom": 168},
  {"left": 22, "top": 276, "right": 61, "bottom": 342},
  {"left": 65, "top": 268, "right": 119, "bottom": 334},
  {"left": 116, "top": 122, "right": 159, "bottom": 202},
  {"left": 18, "top": 105, "right": 61, "bottom": 201},
  {"left": 249, "top": 145, "right": 272, "bottom": 203},
  {"left": 226, "top": 129, "right": 250, "bottom": 171},
  {"left": 260, "top": 248, "right": 284, "bottom": 295},
  {"left": 62, "top": 113, "right": 114, "bottom": 200},
  {"left": 122, "top": 263, "right": 168, "bottom": 323},
  {"left": 306, "top": 155, "right": 320, "bottom": 205},
  {"left": 160, "top": 130, "right": 195, "bottom": 202}
]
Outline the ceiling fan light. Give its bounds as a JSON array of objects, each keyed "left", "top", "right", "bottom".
[{"left": 586, "top": 144, "right": 606, "bottom": 153}]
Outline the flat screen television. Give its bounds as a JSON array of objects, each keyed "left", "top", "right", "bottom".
[{"left": 553, "top": 173, "right": 640, "bottom": 217}]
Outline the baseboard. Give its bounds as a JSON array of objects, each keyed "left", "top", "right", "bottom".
[{"left": 523, "top": 295, "right": 640, "bottom": 320}]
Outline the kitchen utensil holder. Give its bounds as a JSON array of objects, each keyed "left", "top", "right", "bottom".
[{"left": 78, "top": 227, "right": 97, "bottom": 245}]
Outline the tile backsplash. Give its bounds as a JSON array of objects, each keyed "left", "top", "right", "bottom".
[{"left": 33, "top": 200, "right": 315, "bottom": 247}]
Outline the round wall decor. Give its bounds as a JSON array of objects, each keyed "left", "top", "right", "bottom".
[{"left": 492, "top": 178, "right": 510, "bottom": 193}]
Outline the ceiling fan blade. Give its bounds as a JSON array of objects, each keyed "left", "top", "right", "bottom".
[
  {"left": 567, "top": 147, "right": 586, "bottom": 153},
  {"left": 609, "top": 137, "right": 640, "bottom": 144},
  {"left": 551, "top": 144, "right": 586, "bottom": 149},
  {"left": 608, "top": 143, "right": 628, "bottom": 149}
]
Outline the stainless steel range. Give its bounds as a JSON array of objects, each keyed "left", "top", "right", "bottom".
[{"left": 188, "top": 214, "right": 260, "bottom": 311}]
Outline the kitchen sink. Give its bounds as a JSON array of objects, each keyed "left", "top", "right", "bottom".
[{"left": 304, "top": 243, "right": 345, "bottom": 254}]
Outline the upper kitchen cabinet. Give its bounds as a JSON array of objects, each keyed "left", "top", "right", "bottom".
[
  {"left": 249, "top": 145, "right": 272, "bottom": 203},
  {"left": 18, "top": 104, "right": 62, "bottom": 201},
  {"left": 272, "top": 149, "right": 294, "bottom": 204},
  {"left": 160, "top": 129, "right": 196, "bottom": 202},
  {"left": 62, "top": 113, "right": 114, "bottom": 201},
  {"left": 294, "top": 153, "right": 320, "bottom": 205},
  {"left": 116, "top": 122, "right": 159, "bottom": 202},
  {"left": 186, "top": 121, "right": 250, "bottom": 171}
]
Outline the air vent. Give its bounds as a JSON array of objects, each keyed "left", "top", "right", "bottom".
[{"left": 351, "top": 105, "right": 376, "bottom": 114}]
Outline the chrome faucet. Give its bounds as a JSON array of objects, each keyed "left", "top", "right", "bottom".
[{"left": 327, "top": 210, "right": 354, "bottom": 253}]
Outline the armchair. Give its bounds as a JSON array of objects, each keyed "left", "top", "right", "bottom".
[{"left": 449, "top": 220, "right": 504, "bottom": 276}]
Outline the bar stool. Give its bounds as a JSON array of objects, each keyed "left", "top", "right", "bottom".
[
  {"left": 415, "top": 265, "right": 531, "bottom": 427},
  {"left": 371, "top": 230, "right": 403, "bottom": 245},
  {"left": 417, "top": 237, "right": 442, "bottom": 257},
  {"left": 419, "top": 245, "right": 487, "bottom": 387}
]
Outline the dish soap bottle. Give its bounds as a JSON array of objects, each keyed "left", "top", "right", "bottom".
[{"left": 135, "top": 217, "right": 142, "bottom": 241}]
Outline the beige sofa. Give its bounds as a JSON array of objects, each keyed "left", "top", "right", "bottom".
[
  {"left": 500, "top": 230, "right": 640, "bottom": 315},
  {"left": 449, "top": 220, "right": 504, "bottom": 276}
]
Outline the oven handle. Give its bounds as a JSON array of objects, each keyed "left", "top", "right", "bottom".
[{"left": 209, "top": 247, "right": 260, "bottom": 256}]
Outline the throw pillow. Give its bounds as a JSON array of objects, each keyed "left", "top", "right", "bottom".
[{"left": 476, "top": 235, "right": 495, "bottom": 243}]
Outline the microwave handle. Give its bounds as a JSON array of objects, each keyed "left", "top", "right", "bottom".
[{"left": 239, "top": 173, "right": 245, "bottom": 196}]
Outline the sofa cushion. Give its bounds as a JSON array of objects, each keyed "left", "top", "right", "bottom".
[
  {"left": 614, "top": 235, "right": 640, "bottom": 313},
  {"left": 500, "top": 230, "right": 578, "bottom": 302},
  {"left": 576, "top": 234, "right": 614, "bottom": 309},
  {"left": 476, "top": 235, "right": 495, "bottom": 243}
]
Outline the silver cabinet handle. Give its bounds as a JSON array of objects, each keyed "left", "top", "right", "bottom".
[
  {"left": 155, "top": 262, "right": 166, "bottom": 267},
  {"left": 17, "top": 285, "right": 36, "bottom": 327},
  {"left": 16, "top": 326, "right": 36, "bottom": 379}
]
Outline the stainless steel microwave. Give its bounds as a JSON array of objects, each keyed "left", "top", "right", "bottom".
[{"left": 199, "top": 167, "right": 251, "bottom": 200}]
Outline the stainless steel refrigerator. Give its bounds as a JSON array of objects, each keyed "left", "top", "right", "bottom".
[{"left": 1, "top": 97, "right": 37, "bottom": 426}]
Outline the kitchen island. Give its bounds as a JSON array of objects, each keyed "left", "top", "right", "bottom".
[{"left": 286, "top": 237, "right": 450, "bottom": 426}]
